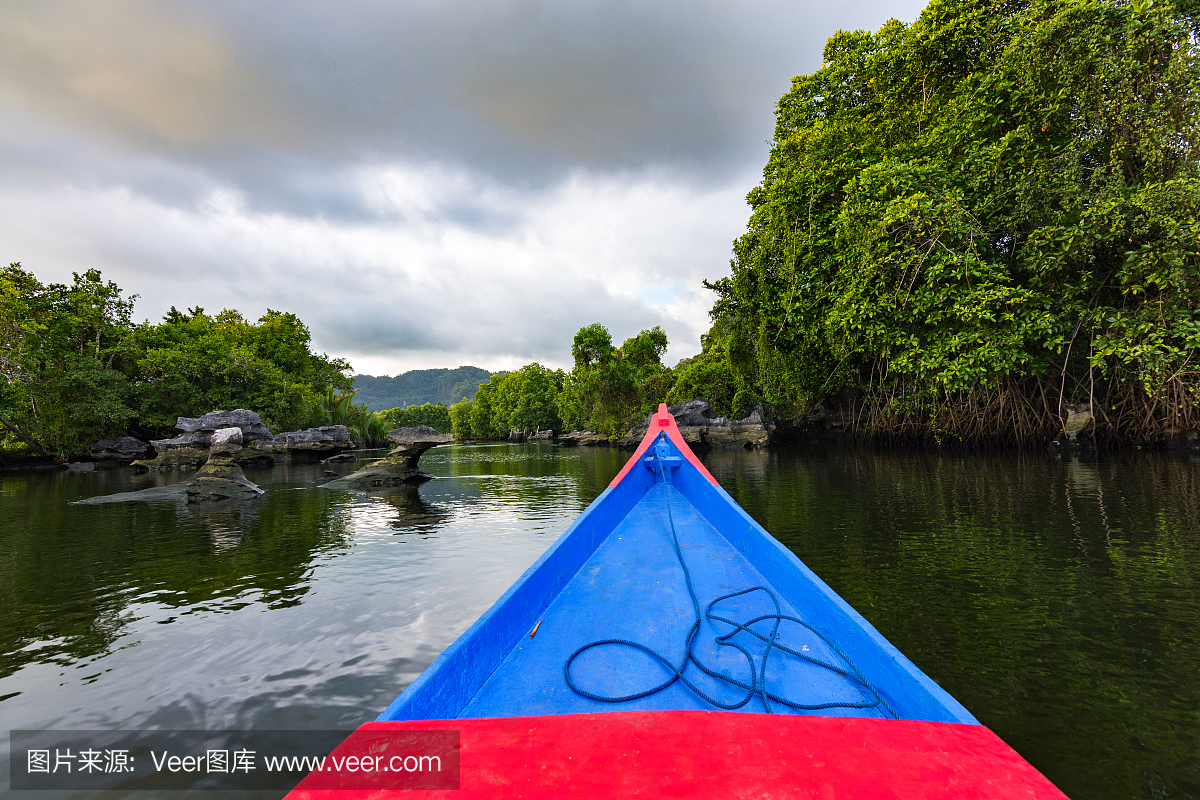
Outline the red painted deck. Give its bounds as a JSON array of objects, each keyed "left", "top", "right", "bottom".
[{"left": 288, "top": 710, "right": 1068, "bottom": 798}]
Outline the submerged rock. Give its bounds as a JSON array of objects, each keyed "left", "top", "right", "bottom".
[
  {"left": 71, "top": 483, "right": 192, "bottom": 505},
  {"left": 321, "top": 426, "right": 453, "bottom": 490}
]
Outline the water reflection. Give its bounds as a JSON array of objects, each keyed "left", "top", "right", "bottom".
[
  {"left": 380, "top": 484, "right": 450, "bottom": 533},
  {"left": 702, "top": 447, "right": 1200, "bottom": 800},
  {"left": 0, "top": 444, "right": 1197, "bottom": 800}
]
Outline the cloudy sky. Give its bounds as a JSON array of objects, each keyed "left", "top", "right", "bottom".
[{"left": 1, "top": 0, "right": 923, "bottom": 375}]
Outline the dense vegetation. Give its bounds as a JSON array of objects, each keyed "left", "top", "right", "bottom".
[
  {"left": 1, "top": 264, "right": 352, "bottom": 458},
  {"left": 386, "top": 402, "right": 452, "bottom": 433},
  {"left": 352, "top": 368, "right": 492, "bottom": 412},
  {"left": 450, "top": 326, "right": 679, "bottom": 440},
  {"left": 698, "top": 0, "right": 1200, "bottom": 446}
]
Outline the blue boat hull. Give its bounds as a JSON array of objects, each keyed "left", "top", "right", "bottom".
[
  {"left": 287, "top": 405, "right": 1067, "bottom": 798},
  {"left": 379, "top": 408, "right": 975, "bottom": 725}
]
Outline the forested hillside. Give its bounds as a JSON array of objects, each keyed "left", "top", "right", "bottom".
[{"left": 352, "top": 368, "right": 493, "bottom": 411}]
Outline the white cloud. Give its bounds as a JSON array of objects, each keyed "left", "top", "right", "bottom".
[
  {"left": 0, "top": 160, "right": 750, "bottom": 372},
  {"left": 0, "top": 0, "right": 930, "bottom": 375}
]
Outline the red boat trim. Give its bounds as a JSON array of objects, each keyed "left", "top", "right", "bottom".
[
  {"left": 288, "top": 710, "right": 1068, "bottom": 799},
  {"left": 608, "top": 403, "right": 719, "bottom": 488}
]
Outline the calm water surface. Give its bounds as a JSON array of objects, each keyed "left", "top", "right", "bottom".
[{"left": 1, "top": 443, "right": 1197, "bottom": 799}]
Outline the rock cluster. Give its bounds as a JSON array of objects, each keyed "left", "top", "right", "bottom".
[
  {"left": 73, "top": 427, "right": 263, "bottom": 506},
  {"left": 178, "top": 409, "right": 274, "bottom": 442},
  {"left": 321, "top": 426, "right": 453, "bottom": 490},
  {"left": 131, "top": 410, "right": 355, "bottom": 470},
  {"left": 134, "top": 409, "right": 278, "bottom": 470}
]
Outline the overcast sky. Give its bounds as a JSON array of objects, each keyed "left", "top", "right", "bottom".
[{"left": 1, "top": 0, "right": 924, "bottom": 375}]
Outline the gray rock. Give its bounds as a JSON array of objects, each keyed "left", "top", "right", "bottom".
[
  {"left": 183, "top": 453, "right": 263, "bottom": 503},
  {"left": 66, "top": 461, "right": 95, "bottom": 472},
  {"left": 132, "top": 446, "right": 210, "bottom": 471},
  {"left": 150, "top": 430, "right": 213, "bottom": 451},
  {"left": 1063, "top": 403, "right": 1093, "bottom": 441},
  {"left": 71, "top": 484, "right": 190, "bottom": 504},
  {"left": 73, "top": 452, "right": 262, "bottom": 505},
  {"left": 558, "top": 430, "right": 609, "bottom": 446},
  {"left": 618, "top": 399, "right": 774, "bottom": 449},
  {"left": 209, "top": 427, "right": 243, "bottom": 455},
  {"left": 90, "top": 436, "right": 154, "bottom": 462},
  {"left": 131, "top": 409, "right": 278, "bottom": 471},
  {"left": 265, "top": 425, "right": 353, "bottom": 454},
  {"left": 176, "top": 409, "right": 273, "bottom": 442},
  {"left": 321, "top": 427, "right": 452, "bottom": 490},
  {"left": 703, "top": 409, "right": 774, "bottom": 448},
  {"left": 668, "top": 399, "right": 718, "bottom": 427}
]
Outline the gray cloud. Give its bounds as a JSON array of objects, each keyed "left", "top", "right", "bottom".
[{"left": 0, "top": 0, "right": 926, "bottom": 372}]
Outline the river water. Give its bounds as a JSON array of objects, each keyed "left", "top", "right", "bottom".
[{"left": 1, "top": 443, "right": 1197, "bottom": 798}]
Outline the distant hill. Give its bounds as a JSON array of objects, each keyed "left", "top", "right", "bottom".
[{"left": 352, "top": 367, "right": 494, "bottom": 411}]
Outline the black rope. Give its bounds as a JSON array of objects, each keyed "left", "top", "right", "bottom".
[{"left": 564, "top": 439, "right": 896, "bottom": 717}]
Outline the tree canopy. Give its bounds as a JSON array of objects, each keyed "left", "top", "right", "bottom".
[
  {"left": 703, "top": 0, "right": 1200, "bottom": 444},
  {"left": 1, "top": 264, "right": 352, "bottom": 457}
]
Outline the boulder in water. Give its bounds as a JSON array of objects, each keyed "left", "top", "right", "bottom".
[
  {"left": 90, "top": 436, "right": 154, "bottom": 463},
  {"left": 321, "top": 426, "right": 452, "bottom": 490}
]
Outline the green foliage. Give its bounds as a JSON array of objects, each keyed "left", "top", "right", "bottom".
[
  {"left": 666, "top": 358, "right": 737, "bottom": 417},
  {"left": 449, "top": 398, "right": 475, "bottom": 439},
  {"left": 135, "top": 307, "right": 351, "bottom": 435},
  {"left": 560, "top": 324, "right": 675, "bottom": 437},
  {"left": 351, "top": 410, "right": 389, "bottom": 446},
  {"left": 467, "top": 364, "right": 567, "bottom": 438},
  {"left": 0, "top": 264, "right": 353, "bottom": 457},
  {"left": 352, "top": 367, "right": 493, "bottom": 411},
  {"left": 305, "top": 387, "right": 393, "bottom": 445},
  {"left": 0, "top": 264, "right": 137, "bottom": 455},
  {"left": 386, "top": 402, "right": 452, "bottom": 433},
  {"left": 702, "top": 0, "right": 1200, "bottom": 440}
]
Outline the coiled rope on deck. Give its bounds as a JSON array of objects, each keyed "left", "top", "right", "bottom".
[{"left": 564, "top": 444, "right": 896, "bottom": 717}]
